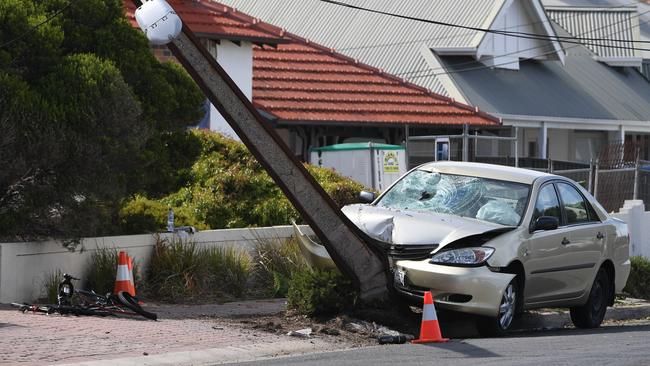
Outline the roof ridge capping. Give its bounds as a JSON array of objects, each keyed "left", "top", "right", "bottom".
[{"left": 200, "top": 0, "right": 289, "bottom": 40}]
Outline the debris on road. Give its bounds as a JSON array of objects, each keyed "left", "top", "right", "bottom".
[{"left": 287, "top": 328, "right": 313, "bottom": 338}]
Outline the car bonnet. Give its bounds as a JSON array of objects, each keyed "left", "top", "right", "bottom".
[{"left": 342, "top": 204, "right": 510, "bottom": 248}]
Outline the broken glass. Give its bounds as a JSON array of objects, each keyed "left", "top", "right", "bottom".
[{"left": 376, "top": 170, "right": 530, "bottom": 226}]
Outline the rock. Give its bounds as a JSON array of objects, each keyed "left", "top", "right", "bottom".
[{"left": 287, "top": 328, "right": 313, "bottom": 338}]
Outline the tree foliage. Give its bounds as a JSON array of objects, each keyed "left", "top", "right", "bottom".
[
  {"left": 0, "top": 0, "right": 204, "bottom": 240},
  {"left": 119, "top": 131, "right": 369, "bottom": 233}
]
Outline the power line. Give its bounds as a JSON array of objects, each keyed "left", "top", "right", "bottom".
[
  {"left": 318, "top": 0, "right": 650, "bottom": 51},
  {"left": 336, "top": 0, "right": 644, "bottom": 52},
  {"left": 0, "top": 2, "right": 72, "bottom": 49},
  {"left": 409, "top": 16, "right": 650, "bottom": 80},
  {"left": 396, "top": 8, "right": 650, "bottom": 78}
]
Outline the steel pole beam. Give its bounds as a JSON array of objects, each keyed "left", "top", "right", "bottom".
[{"left": 154, "top": 22, "right": 389, "bottom": 300}]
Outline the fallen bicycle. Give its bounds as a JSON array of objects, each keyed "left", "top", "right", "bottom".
[{"left": 11, "top": 273, "right": 157, "bottom": 320}]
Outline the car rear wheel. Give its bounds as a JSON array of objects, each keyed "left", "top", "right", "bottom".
[
  {"left": 476, "top": 279, "right": 518, "bottom": 337},
  {"left": 570, "top": 268, "right": 609, "bottom": 329}
]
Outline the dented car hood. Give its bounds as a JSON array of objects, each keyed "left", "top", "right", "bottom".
[{"left": 342, "top": 204, "right": 510, "bottom": 248}]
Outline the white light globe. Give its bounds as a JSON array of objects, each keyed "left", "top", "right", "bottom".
[{"left": 135, "top": 0, "right": 182, "bottom": 45}]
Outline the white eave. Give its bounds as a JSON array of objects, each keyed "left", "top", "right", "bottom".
[
  {"left": 431, "top": 47, "right": 477, "bottom": 56},
  {"left": 532, "top": 0, "right": 566, "bottom": 65}
]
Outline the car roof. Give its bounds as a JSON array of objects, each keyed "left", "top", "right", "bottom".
[{"left": 417, "top": 161, "right": 553, "bottom": 184}]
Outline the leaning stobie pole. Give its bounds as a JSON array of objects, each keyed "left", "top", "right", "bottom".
[{"left": 131, "top": 0, "right": 389, "bottom": 300}]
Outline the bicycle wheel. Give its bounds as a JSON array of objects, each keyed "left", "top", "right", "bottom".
[
  {"left": 11, "top": 303, "right": 31, "bottom": 312},
  {"left": 116, "top": 292, "right": 157, "bottom": 320},
  {"left": 76, "top": 289, "right": 109, "bottom": 306}
]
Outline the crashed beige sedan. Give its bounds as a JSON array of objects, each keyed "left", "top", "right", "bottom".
[{"left": 300, "top": 162, "right": 631, "bottom": 336}]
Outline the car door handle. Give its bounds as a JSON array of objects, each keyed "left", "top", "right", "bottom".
[
  {"left": 596, "top": 232, "right": 605, "bottom": 240},
  {"left": 561, "top": 237, "right": 571, "bottom": 245}
]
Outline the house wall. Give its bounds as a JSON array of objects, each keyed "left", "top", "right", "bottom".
[
  {"left": 208, "top": 40, "right": 254, "bottom": 140},
  {"left": 0, "top": 225, "right": 313, "bottom": 303},
  {"left": 548, "top": 129, "right": 570, "bottom": 161}
]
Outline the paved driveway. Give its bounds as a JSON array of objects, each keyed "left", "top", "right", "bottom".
[{"left": 0, "top": 300, "right": 339, "bottom": 366}]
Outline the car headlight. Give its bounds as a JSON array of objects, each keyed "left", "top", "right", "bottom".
[{"left": 430, "top": 247, "right": 495, "bottom": 266}]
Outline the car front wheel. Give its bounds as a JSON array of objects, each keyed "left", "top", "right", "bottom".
[
  {"left": 570, "top": 268, "right": 610, "bottom": 329},
  {"left": 476, "top": 278, "right": 518, "bottom": 337}
]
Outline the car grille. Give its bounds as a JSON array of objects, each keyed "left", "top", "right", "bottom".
[{"left": 388, "top": 244, "right": 438, "bottom": 260}]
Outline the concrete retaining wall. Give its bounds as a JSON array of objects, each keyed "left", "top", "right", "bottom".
[{"left": 0, "top": 225, "right": 313, "bottom": 303}]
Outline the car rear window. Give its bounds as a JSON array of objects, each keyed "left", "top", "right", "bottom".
[{"left": 376, "top": 170, "right": 530, "bottom": 226}]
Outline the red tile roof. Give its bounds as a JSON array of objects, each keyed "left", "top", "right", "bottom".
[
  {"left": 124, "top": 0, "right": 285, "bottom": 44},
  {"left": 253, "top": 41, "right": 500, "bottom": 126},
  {"left": 124, "top": 1, "right": 500, "bottom": 127}
]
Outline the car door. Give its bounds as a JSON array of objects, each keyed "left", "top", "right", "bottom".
[
  {"left": 524, "top": 183, "right": 576, "bottom": 304},
  {"left": 555, "top": 182, "right": 606, "bottom": 294}
]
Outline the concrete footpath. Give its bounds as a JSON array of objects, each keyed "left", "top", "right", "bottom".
[{"left": 2, "top": 298, "right": 650, "bottom": 366}]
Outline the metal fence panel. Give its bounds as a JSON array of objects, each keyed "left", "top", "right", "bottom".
[{"left": 595, "top": 169, "right": 636, "bottom": 213}]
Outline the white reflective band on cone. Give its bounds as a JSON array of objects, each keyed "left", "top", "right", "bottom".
[
  {"left": 116, "top": 265, "right": 131, "bottom": 281},
  {"left": 422, "top": 303, "right": 438, "bottom": 321}
]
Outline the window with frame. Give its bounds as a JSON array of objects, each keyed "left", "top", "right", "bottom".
[
  {"left": 557, "top": 182, "right": 590, "bottom": 225},
  {"left": 532, "top": 184, "right": 561, "bottom": 224}
]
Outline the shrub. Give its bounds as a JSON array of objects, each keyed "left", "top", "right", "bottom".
[
  {"left": 119, "top": 195, "right": 208, "bottom": 234},
  {"left": 84, "top": 247, "right": 118, "bottom": 295},
  {"left": 146, "top": 236, "right": 206, "bottom": 301},
  {"left": 42, "top": 270, "right": 64, "bottom": 303},
  {"left": 252, "top": 236, "right": 307, "bottom": 297},
  {"left": 119, "top": 130, "right": 370, "bottom": 233},
  {"left": 145, "top": 235, "right": 254, "bottom": 301},
  {"left": 287, "top": 268, "right": 358, "bottom": 316},
  {"left": 624, "top": 256, "right": 650, "bottom": 300},
  {"left": 203, "top": 246, "right": 252, "bottom": 298}
]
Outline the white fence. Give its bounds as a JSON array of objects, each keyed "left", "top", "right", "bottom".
[
  {"left": 612, "top": 200, "right": 650, "bottom": 259},
  {"left": 0, "top": 225, "right": 312, "bottom": 303}
]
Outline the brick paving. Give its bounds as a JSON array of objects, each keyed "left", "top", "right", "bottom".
[{"left": 0, "top": 299, "right": 327, "bottom": 366}]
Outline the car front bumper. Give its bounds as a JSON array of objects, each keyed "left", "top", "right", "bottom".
[{"left": 393, "top": 260, "right": 515, "bottom": 317}]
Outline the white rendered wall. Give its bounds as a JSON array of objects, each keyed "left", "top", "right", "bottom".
[
  {"left": 612, "top": 200, "right": 650, "bottom": 260},
  {"left": 0, "top": 225, "right": 313, "bottom": 303},
  {"left": 208, "top": 40, "right": 254, "bottom": 141}
]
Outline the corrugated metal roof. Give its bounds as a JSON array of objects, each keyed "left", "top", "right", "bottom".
[
  {"left": 545, "top": 7, "right": 639, "bottom": 59},
  {"left": 436, "top": 45, "right": 650, "bottom": 121},
  {"left": 542, "top": 0, "right": 650, "bottom": 58},
  {"left": 218, "top": 0, "right": 506, "bottom": 91}
]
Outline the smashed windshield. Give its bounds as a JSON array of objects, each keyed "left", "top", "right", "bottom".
[{"left": 376, "top": 170, "right": 530, "bottom": 226}]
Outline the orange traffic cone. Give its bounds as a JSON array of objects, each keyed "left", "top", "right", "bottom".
[
  {"left": 127, "top": 254, "right": 137, "bottom": 296},
  {"left": 114, "top": 251, "right": 136, "bottom": 296},
  {"left": 412, "top": 291, "right": 449, "bottom": 343}
]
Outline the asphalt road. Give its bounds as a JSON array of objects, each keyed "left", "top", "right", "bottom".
[{"left": 231, "top": 321, "right": 650, "bottom": 366}]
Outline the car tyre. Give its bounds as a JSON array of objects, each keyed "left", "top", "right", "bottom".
[
  {"left": 476, "top": 278, "right": 518, "bottom": 337},
  {"left": 570, "top": 268, "right": 609, "bottom": 329}
]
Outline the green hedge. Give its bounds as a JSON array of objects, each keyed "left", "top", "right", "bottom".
[
  {"left": 624, "top": 256, "right": 650, "bottom": 300},
  {"left": 119, "top": 131, "right": 369, "bottom": 232}
]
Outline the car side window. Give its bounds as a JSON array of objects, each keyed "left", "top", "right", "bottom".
[
  {"left": 557, "top": 182, "right": 589, "bottom": 225},
  {"left": 532, "top": 184, "right": 561, "bottom": 224}
]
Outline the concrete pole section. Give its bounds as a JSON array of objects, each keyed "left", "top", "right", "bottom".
[{"left": 164, "top": 26, "right": 389, "bottom": 300}]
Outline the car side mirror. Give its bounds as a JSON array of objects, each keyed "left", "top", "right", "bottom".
[
  {"left": 531, "top": 216, "right": 559, "bottom": 232},
  {"left": 359, "top": 191, "right": 376, "bottom": 203}
]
